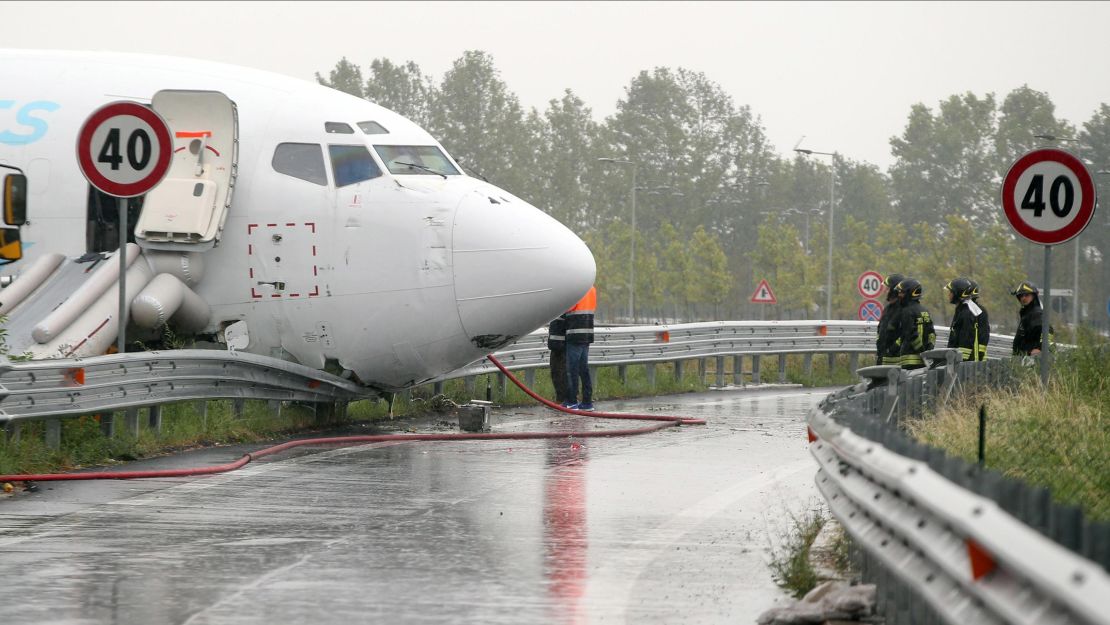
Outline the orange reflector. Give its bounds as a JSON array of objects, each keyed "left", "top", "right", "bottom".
[
  {"left": 307, "top": 379, "right": 321, "bottom": 389},
  {"left": 966, "top": 539, "right": 997, "bottom": 580},
  {"left": 175, "top": 131, "right": 212, "bottom": 138},
  {"left": 817, "top": 325, "right": 828, "bottom": 336},
  {"left": 656, "top": 331, "right": 670, "bottom": 343},
  {"left": 64, "top": 367, "right": 85, "bottom": 386},
  {"left": 807, "top": 426, "right": 817, "bottom": 443}
]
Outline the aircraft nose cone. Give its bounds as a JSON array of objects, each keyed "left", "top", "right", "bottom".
[{"left": 453, "top": 190, "right": 595, "bottom": 350}]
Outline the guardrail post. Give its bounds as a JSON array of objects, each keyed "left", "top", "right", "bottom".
[
  {"left": 496, "top": 373, "right": 506, "bottom": 399},
  {"left": 645, "top": 363, "right": 656, "bottom": 388},
  {"left": 751, "top": 355, "right": 761, "bottom": 384},
  {"left": 195, "top": 400, "right": 208, "bottom": 420},
  {"left": 4, "top": 422, "right": 20, "bottom": 444},
  {"left": 778, "top": 354, "right": 787, "bottom": 383},
  {"left": 45, "top": 418, "right": 60, "bottom": 450},
  {"left": 124, "top": 407, "right": 140, "bottom": 437},
  {"left": 827, "top": 353, "right": 835, "bottom": 373},
  {"left": 803, "top": 353, "right": 813, "bottom": 377},
  {"left": 464, "top": 376, "right": 475, "bottom": 395},
  {"left": 673, "top": 359, "right": 683, "bottom": 382},
  {"left": 589, "top": 366, "right": 598, "bottom": 392},
  {"left": 698, "top": 358, "right": 707, "bottom": 384},
  {"left": 524, "top": 369, "right": 535, "bottom": 389},
  {"left": 733, "top": 355, "right": 743, "bottom": 386},
  {"left": 617, "top": 365, "right": 628, "bottom": 386},
  {"left": 233, "top": 399, "right": 246, "bottom": 420},
  {"left": 99, "top": 412, "right": 116, "bottom": 437},
  {"left": 433, "top": 381, "right": 445, "bottom": 396},
  {"left": 148, "top": 405, "right": 162, "bottom": 434},
  {"left": 849, "top": 352, "right": 859, "bottom": 374}
]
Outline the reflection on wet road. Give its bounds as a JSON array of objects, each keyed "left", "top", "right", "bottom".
[{"left": 0, "top": 387, "right": 829, "bottom": 624}]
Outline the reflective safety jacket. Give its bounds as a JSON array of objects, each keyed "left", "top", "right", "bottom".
[
  {"left": 897, "top": 301, "right": 935, "bottom": 369},
  {"left": 876, "top": 299, "right": 903, "bottom": 365},
  {"left": 547, "top": 314, "right": 567, "bottom": 351},
  {"left": 1013, "top": 297, "right": 1052, "bottom": 355},
  {"left": 565, "top": 286, "right": 596, "bottom": 345},
  {"left": 947, "top": 300, "right": 986, "bottom": 361}
]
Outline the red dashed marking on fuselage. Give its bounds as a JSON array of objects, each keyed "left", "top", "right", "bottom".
[{"left": 65, "top": 317, "right": 112, "bottom": 357}]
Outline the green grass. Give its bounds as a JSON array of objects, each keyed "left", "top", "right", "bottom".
[
  {"left": 906, "top": 330, "right": 1110, "bottom": 522},
  {"left": 766, "top": 503, "right": 830, "bottom": 599}
]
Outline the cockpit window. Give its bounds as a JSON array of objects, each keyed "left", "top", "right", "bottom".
[
  {"left": 374, "top": 145, "right": 461, "bottom": 176},
  {"left": 272, "top": 143, "right": 327, "bottom": 186},
  {"left": 325, "top": 122, "right": 354, "bottom": 134},
  {"left": 358, "top": 121, "right": 389, "bottom": 135},
  {"left": 328, "top": 145, "right": 382, "bottom": 187}
]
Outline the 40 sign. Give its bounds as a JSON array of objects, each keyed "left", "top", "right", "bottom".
[
  {"left": 76, "top": 101, "right": 172, "bottom": 198},
  {"left": 1002, "top": 148, "right": 1097, "bottom": 245}
]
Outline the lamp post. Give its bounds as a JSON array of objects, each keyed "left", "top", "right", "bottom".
[
  {"left": 795, "top": 148, "right": 836, "bottom": 319},
  {"left": 597, "top": 157, "right": 637, "bottom": 321}
]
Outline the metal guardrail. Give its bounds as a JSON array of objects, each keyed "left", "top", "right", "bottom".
[
  {"left": 0, "top": 320, "right": 1015, "bottom": 428},
  {"left": 808, "top": 354, "right": 1110, "bottom": 625},
  {"left": 0, "top": 349, "right": 373, "bottom": 424}
]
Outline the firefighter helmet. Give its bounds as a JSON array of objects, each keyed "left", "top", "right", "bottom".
[
  {"left": 1010, "top": 280, "right": 1039, "bottom": 299},
  {"left": 945, "top": 277, "right": 974, "bottom": 304},
  {"left": 883, "top": 273, "right": 905, "bottom": 300},
  {"left": 895, "top": 278, "right": 924, "bottom": 301}
]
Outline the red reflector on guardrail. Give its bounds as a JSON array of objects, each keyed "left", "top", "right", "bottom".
[
  {"left": 807, "top": 426, "right": 817, "bottom": 443},
  {"left": 656, "top": 331, "right": 670, "bottom": 343},
  {"left": 966, "top": 539, "right": 997, "bottom": 580},
  {"left": 307, "top": 380, "right": 321, "bottom": 389},
  {"left": 64, "top": 368, "right": 85, "bottom": 386},
  {"left": 817, "top": 325, "right": 828, "bottom": 336}
]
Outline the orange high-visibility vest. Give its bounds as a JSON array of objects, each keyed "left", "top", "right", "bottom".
[{"left": 568, "top": 286, "right": 596, "bottom": 314}]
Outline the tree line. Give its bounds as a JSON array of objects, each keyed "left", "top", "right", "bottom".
[{"left": 317, "top": 52, "right": 1110, "bottom": 332}]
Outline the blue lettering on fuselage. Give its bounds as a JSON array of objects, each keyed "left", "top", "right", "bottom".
[{"left": 0, "top": 100, "right": 60, "bottom": 145}]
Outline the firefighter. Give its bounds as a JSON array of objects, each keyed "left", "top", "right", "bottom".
[
  {"left": 547, "top": 313, "right": 568, "bottom": 405},
  {"left": 894, "top": 278, "right": 935, "bottom": 370},
  {"left": 876, "top": 273, "right": 905, "bottom": 365},
  {"left": 1011, "top": 280, "right": 1052, "bottom": 356},
  {"left": 564, "top": 285, "right": 596, "bottom": 410},
  {"left": 968, "top": 279, "right": 990, "bottom": 361},
  {"left": 944, "top": 277, "right": 986, "bottom": 361}
]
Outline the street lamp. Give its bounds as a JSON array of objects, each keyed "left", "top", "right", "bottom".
[
  {"left": 795, "top": 147, "right": 836, "bottom": 319},
  {"left": 597, "top": 157, "right": 637, "bottom": 321}
]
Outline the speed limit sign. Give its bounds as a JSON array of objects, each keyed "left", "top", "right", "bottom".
[
  {"left": 76, "top": 101, "right": 172, "bottom": 198},
  {"left": 1002, "top": 148, "right": 1097, "bottom": 245},
  {"left": 857, "top": 271, "right": 883, "bottom": 299}
]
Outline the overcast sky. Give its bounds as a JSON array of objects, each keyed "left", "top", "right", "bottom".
[{"left": 6, "top": 1, "right": 1110, "bottom": 170}]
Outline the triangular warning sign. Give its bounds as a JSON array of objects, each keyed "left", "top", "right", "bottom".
[{"left": 750, "top": 279, "right": 777, "bottom": 304}]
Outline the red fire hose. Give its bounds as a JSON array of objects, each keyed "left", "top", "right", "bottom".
[{"left": 0, "top": 355, "right": 703, "bottom": 483}]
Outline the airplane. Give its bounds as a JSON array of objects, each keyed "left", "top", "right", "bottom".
[{"left": 0, "top": 49, "right": 595, "bottom": 391}]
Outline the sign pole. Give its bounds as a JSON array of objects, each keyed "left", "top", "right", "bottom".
[
  {"left": 118, "top": 198, "right": 128, "bottom": 355},
  {"left": 1041, "top": 245, "right": 1051, "bottom": 386}
]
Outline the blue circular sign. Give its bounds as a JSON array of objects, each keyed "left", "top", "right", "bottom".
[{"left": 859, "top": 299, "right": 883, "bottom": 322}]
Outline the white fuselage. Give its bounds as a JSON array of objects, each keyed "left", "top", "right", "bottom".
[{"left": 0, "top": 50, "right": 595, "bottom": 390}]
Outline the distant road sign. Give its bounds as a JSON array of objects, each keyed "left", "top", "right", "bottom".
[
  {"left": 76, "top": 101, "right": 173, "bottom": 198},
  {"left": 858, "top": 299, "right": 883, "bottom": 322},
  {"left": 858, "top": 271, "right": 883, "bottom": 299},
  {"left": 1002, "top": 148, "right": 1097, "bottom": 246},
  {"left": 1049, "top": 288, "right": 1073, "bottom": 297},
  {"left": 750, "top": 279, "right": 777, "bottom": 304}
]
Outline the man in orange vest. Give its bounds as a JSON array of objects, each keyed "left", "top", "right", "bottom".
[{"left": 564, "top": 285, "right": 596, "bottom": 410}]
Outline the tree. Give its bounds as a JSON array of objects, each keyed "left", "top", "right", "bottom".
[
  {"left": 363, "top": 59, "right": 437, "bottom": 128},
  {"left": 428, "top": 51, "right": 537, "bottom": 199},
  {"left": 889, "top": 93, "right": 999, "bottom": 227},
  {"left": 315, "top": 57, "right": 365, "bottom": 98},
  {"left": 534, "top": 90, "right": 599, "bottom": 230},
  {"left": 995, "top": 85, "right": 1071, "bottom": 170}
]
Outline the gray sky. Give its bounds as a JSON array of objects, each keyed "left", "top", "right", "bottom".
[{"left": 7, "top": 1, "right": 1110, "bottom": 170}]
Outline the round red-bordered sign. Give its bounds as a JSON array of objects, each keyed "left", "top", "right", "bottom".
[
  {"left": 857, "top": 271, "right": 884, "bottom": 299},
  {"left": 1001, "top": 148, "right": 1097, "bottom": 245},
  {"left": 76, "top": 101, "right": 172, "bottom": 198},
  {"left": 858, "top": 299, "right": 883, "bottom": 322}
]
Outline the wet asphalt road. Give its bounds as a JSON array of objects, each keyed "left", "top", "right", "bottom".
[{"left": 0, "top": 386, "right": 830, "bottom": 625}]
